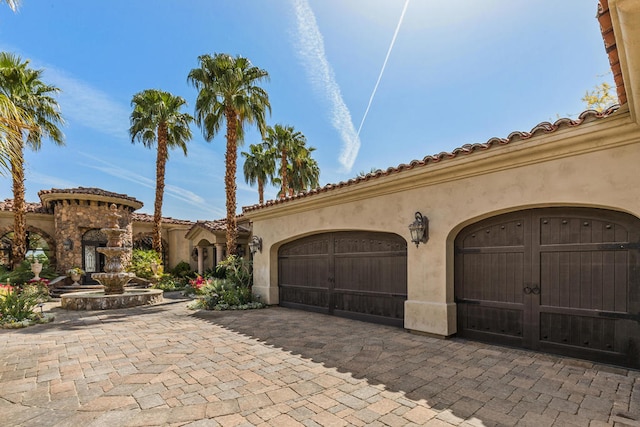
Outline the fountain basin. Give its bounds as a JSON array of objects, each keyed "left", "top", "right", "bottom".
[{"left": 61, "top": 289, "right": 163, "bottom": 310}]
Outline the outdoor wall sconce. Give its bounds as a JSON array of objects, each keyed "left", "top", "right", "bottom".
[
  {"left": 249, "top": 235, "right": 263, "bottom": 255},
  {"left": 63, "top": 238, "right": 73, "bottom": 251},
  {"left": 408, "top": 212, "right": 429, "bottom": 247}
]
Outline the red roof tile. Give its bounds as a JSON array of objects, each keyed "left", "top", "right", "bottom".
[
  {"left": 598, "top": 0, "right": 626, "bottom": 105},
  {"left": 243, "top": 107, "right": 620, "bottom": 214},
  {"left": 131, "top": 212, "right": 194, "bottom": 226},
  {"left": 0, "top": 199, "right": 50, "bottom": 214},
  {"left": 38, "top": 187, "right": 143, "bottom": 208}
]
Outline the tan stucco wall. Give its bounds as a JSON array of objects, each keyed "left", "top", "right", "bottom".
[{"left": 246, "top": 108, "right": 640, "bottom": 337}]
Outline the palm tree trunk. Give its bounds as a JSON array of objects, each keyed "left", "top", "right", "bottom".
[
  {"left": 258, "top": 179, "right": 264, "bottom": 205},
  {"left": 153, "top": 123, "right": 168, "bottom": 257},
  {"left": 225, "top": 106, "right": 238, "bottom": 256},
  {"left": 10, "top": 141, "right": 26, "bottom": 269}
]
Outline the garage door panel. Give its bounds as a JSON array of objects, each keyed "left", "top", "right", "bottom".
[
  {"left": 458, "top": 253, "right": 524, "bottom": 304},
  {"left": 333, "top": 291, "right": 405, "bottom": 326},
  {"left": 458, "top": 304, "right": 524, "bottom": 343},
  {"left": 540, "top": 215, "right": 629, "bottom": 245},
  {"left": 279, "top": 231, "right": 407, "bottom": 326},
  {"left": 279, "top": 285, "right": 330, "bottom": 311},
  {"left": 540, "top": 312, "right": 617, "bottom": 352},
  {"left": 461, "top": 219, "right": 526, "bottom": 248},
  {"left": 334, "top": 255, "right": 407, "bottom": 294},
  {"left": 457, "top": 208, "right": 640, "bottom": 368},
  {"left": 279, "top": 257, "right": 329, "bottom": 289}
]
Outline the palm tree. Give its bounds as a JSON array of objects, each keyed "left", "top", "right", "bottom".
[
  {"left": 264, "top": 124, "right": 319, "bottom": 197},
  {"left": 0, "top": 94, "right": 34, "bottom": 176},
  {"left": 0, "top": 52, "right": 64, "bottom": 268},
  {"left": 188, "top": 53, "right": 270, "bottom": 255},
  {"left": 242, "top": 143, "right": 275, "bottom": 205},
  {"left": 288, "top": 144, "right": 320, "bottom": 194},
  {"left": 130, "top": 89, "right": 193, "bottom": 256}
]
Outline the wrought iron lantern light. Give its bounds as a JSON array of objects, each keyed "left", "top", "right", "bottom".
[
  {"left": 249, "top": 235, "right": 262, "bottom": 255},
  {"left": 408, "top": 212, "right": 429, "bottom": 247}
]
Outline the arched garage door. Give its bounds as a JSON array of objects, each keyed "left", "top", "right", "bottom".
[
  {"left": 279, "top": 231, "right": 407, "bottom": 327},
  {"left": 455, "top": 208, "right": 640, "bottom": 368}
]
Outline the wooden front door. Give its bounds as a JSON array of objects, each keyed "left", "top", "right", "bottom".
[
  {"left": 455, "top": 208, "right": 640, "bottom": 368},
  {"left": 278, "top": 231, "right": 407, "bottom": 327}
]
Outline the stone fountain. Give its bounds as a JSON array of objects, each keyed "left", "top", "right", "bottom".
[
  {"left": 61, "top": 204, "right": 163, "bottom": 310},
  {"left": 92, "top": 204, "right": 135, "bottom": 294}
]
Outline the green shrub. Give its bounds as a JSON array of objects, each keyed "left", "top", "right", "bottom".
[
  {"left": 189, "top": 277, "right": 264, "bottom": 311},
  {"left": 169, "top": 261, "right": 193, "bottom": 278},
  {"left": 217, "top": 255, "right": 252, "bottom": 288},
  {"left": 152, "top": 275, "right": 187, "bottom": 291},
  {"left": 128, "top": 249, "right": 162, "bottom": 279},
  {"left": 0, "top": 285, "right": 48, "bottom": 326},
  {"left": 0, "top": 260, "right": 56, "bottom": 284}
]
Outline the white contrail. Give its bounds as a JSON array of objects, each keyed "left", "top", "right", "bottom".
[
  {"left": 292, "top": 0, "right": 361, "bottom": 172},
  {"left": 357, "top": 0, "right": 410, "bottom": 137}
]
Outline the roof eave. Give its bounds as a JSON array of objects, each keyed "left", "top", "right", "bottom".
[{"left": 608, "top": 0, "right": 640, "bottom": 122}]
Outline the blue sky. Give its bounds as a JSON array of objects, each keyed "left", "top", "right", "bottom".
[{"left": 0, "top": 1, "right": 613, "bottom": 221}]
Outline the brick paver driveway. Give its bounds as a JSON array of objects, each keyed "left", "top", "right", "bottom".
[{"left": 1, "top": 293, "right": 638, "bottom": 427}]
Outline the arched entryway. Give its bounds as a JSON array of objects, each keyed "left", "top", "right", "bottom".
[
  {"left": 455, "top": 207, "right": 640, "bottom": 368},
  {"left": 278, "top": 231, "right": 407, "bottom": 327}
]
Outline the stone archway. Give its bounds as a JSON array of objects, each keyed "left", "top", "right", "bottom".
[{"left": 0, "top": 226, "right": 56, "bottom": 268}]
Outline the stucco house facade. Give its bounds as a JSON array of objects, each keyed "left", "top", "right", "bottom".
[{"left": 243, "top": 0, "right": 640, "bottom": 368}]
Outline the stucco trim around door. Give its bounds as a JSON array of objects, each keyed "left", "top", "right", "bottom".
[{"left": 278, "top": 231, "right": 408, "bottom": 327}]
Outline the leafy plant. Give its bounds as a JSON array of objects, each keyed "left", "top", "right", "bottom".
[
  {"left": 128, "top": 249, "right": 162, "bottom": 279},
  {"left": 188, "top": 277, "right": 264, "bottom": 311},
  {"left": 0, "top": 260, "right": 56, "bottom": 284},
  {"left": 152, "top": 275, "right": 187, "bottom": 291},
  {"left": 169, "top": 261, "right": 192, "bottom": 278},
  {"left": 0, "top": 284, "right": 50, "bottom": 327},
  {"left": 66, "top": 267, "right": 84, "bottom": 276},
  {"left": 216, "top": 255, "right": 252, "bottom": 288}
]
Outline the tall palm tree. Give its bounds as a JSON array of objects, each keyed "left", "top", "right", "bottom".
[
  {"left": 0, "top": 94, "right": 34, "bottom": 176},
  {"left": 130, "top": 89, "right": 193, "bottom": 256},
  {"left": 264, "top": 124, "right": 318, "bottom": 197},
  {"left": 188, "top": 53, "right": 270, "bottom": 255},
  {"left": 0, "top": 52, "right": 64, "bottom": 268},
  {"left": 288, "top": 144, "right": 320, "bottom": 194},
  {"left": 242, "top": 142, "right": 275, "bottom": 205}
]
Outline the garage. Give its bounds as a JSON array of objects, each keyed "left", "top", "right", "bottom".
[
  {"left": 278, "top": 231, "right": 407, "bottom": 327},
  {"left": 455, "top": 208, "right": 640, "bottom": 368}
]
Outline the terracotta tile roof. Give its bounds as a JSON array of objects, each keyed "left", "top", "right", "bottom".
[
  {"left": 598, "top": 0, "right": 626, "bottom": 105},
  {"left": 243, "top": 107, "right": 620, "bottom": 214},
  {"left": 38, "top": 187, "right": 143, "bottom": 208},
  {"left": 132, "top": 212, "right": 194, "bottom": 226},
  {"left": 0, "top": 199, "right": 51, "bottom": 214},
  {"left": 186, "top": 218, "right": 251, "bottom": 235}
]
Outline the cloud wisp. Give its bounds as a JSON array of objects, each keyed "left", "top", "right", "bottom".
[
  {"left": 45, "top": 67, "right": 130, "bottom": 140},
  {"left": 356, "top": 0, "right": 410, "bottom": 137},
  {"left": 292, "top": 0, "right": 361, "bottom": 172},
  {"left": 78, "top": 152, "right": 225, "bottom": 218}
]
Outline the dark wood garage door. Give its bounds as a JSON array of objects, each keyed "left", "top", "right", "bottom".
[
  {"left": 279, "top": 231, "right": 407, "bottom": 327},
  {"left": 455, "top": 208, "right": 640, "bottom": 368}
]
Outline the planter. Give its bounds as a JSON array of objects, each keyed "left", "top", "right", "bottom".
[
  {"left": 70, "top": 272, "right": 81, "bottom": 285},
  {"left": 31, "top": 262, "right": 43, "bottom": 280}
]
